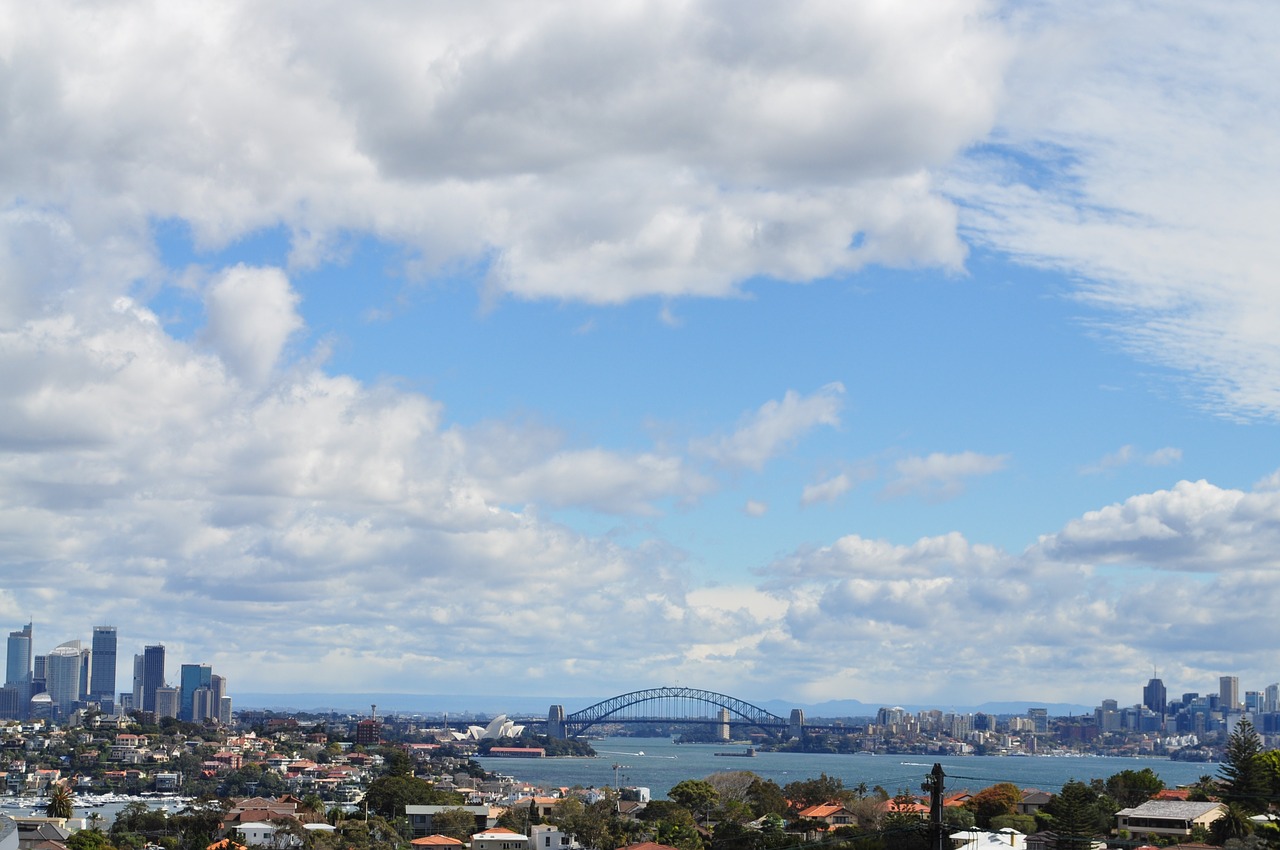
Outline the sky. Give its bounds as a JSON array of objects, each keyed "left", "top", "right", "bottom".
[{"left": 2, "top": 0, "right": 1279, "bottom": 711}]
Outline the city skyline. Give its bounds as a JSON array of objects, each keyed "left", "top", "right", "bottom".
[
  {"left": 3, "top": 617, "right": 1274, "bottom": 718},
  {"left": 1, "top": 3, "right": 1279, "bottom": 705}
]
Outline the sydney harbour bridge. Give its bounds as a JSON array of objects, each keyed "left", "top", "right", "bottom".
[{"left": 528, "top": 686, "right": 845, "bottom": 740}]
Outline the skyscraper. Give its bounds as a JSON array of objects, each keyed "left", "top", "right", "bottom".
[
  {"left": 1143, "top": 677, "right": 1167, "bottom": 716},
  {"left": 46, "top": 641, "right": 84, "bottom": 718},
  {"left": 142, "top": 645, "right": 166, "bottom": 713},
  {"left": 179, "top": 663, "right": 212, "bottom": 722},
  {"left": 5, "top": 622, "right": 32, "bottom": 691},
  {"left": 90, "top": 626, "right": 117, "bottom": 707},
  {"left": 1220, "top": 676, "right": 1240, "bottom": 712}
]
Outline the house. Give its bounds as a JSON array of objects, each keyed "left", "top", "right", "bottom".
[
  {"left": 952, "top": 829, "right": 1027, "bottom": 850},
  {"left": 796, "top": 803, "right": 858, "bottom": 828},
  {"left": 409, "top": 837, "right": 464, "bottom": 848},
  {"left": 405, "top": 805, "right": 500, "bottom": 838},
  {"left": 471, "top": 827, "right": 528, "bottom": 850},
  {"left": 1017, "top": 791, "right": 1053, "bottom": 816},
  {"left": 235, "top": 822, "right": 301, "bottom": 849},
  {"left": 529, "top": 824, "right": 579, "bottom": 850},
  {"left": 1, "top": 816, "right": 17, "bottom": 850},
  {"left": 512, "top": 797, "right": 561, "bottom": 821},
  {"left": 1115, "top": 801, "right": 1226, "bottom": 838}
]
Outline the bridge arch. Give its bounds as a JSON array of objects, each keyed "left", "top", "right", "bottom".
[{"left": 562, "top": 686, "right": 788, "bottom": 736}]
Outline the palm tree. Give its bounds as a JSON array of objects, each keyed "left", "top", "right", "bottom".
[{"left": 45, "top": 784, "right": 74, "bottom": 819}]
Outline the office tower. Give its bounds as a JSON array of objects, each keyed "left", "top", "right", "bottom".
[
  {"left": 1220, "top": 676, "right": 1240, "bottom": 712},
  {"left": 46, "top": 641, "right": 84, "bottom": 717},
  {"left": 5, "top": 623, "right": 32, "bottom": 690},
  {"left": 211, "top": 675, "right": 227, "bottom": 724},
  {"left": 79, "top": 646, "right": 92, "bottom": 700},
  {"left": 180, "top": 663, "right": 213, "bottom": 722},
  {"left": 155, "top": 686, "right": 180, "bottom": 719},
  {"left": 1266, "top": 684, "right": 1279, "bottom": 714},
  {"left": 4, "top": 622, "right": 32, "bottom": 719},
  {"left": 90, "top": 626, "right": 117, "bottom": 706},
  {"left": 132, "top": 654, "right": 144, "bottom": 710},
  {"left": 31, "top": 654, "right": 46, "bottom": 696},
  {"left": 1245, "top": 691, "right": 1262, "bottom": 712},
  {"left": 142, "top": 645, "right": 165, "bottom": 712},
  {"left": 1143, "top": 677, "right": 1167, "bottom": 716},
  {"left": 1028, "top": 707, "right": 1048, "bottom": 733},
  {"left": 219, "top": 696, "right": 232, "bottom": 725}
]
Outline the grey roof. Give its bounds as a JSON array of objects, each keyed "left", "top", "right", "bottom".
[
  {"left": 1, "top": 815, "right": 17, "bottom": 846},
  {"left": 1116, "top": 801, "right": 1225, "bottom": 818}
]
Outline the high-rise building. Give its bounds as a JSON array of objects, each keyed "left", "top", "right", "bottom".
[
  {"left": 90, "top": 626, "right": 117, "bottom": 707},
  {"left": 31, "top": 654, "right": 46, "bottom": 696},
  {"left": 155, "top": 686, "right": 180, "bottom": 719},
  {"left": 1265, "top": 684, "right": 1279, "bottom": 714},
  {"left": 210, "top": 675, "right": 227, "bottom": 724},
  {"left": 180, "top": 663, "right": 212, "bottom": 722},
  {"left": 1143, "top": 677, "right": 1167, "bottom": 717},
  {"left": 79, "top": 646, "right": 92, "bottom": 700},
  {"left": 132, "top": 654, "right": 144, "bottom": 711},
  {"left": 142, "top": 645, "right": 166, "bottom": 713},
  {"left": 4, "top": 622, "right": 32, "bottom": 719},
  {"left": 46, "top": 641, "right": 84, "bottom": 718},
  {"left": 1220, "top": 676, "right": 1240, "bottom": 712}
]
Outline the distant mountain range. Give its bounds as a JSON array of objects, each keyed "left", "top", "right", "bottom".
[{"left": 236, "top": 691, "right": 1096, "bottom": 719}]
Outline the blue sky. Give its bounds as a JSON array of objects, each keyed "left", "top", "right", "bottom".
[{"left": 2, "top": 0, "right": 1279, "bottom": 710}]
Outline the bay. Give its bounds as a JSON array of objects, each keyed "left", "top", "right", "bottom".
[{"left": 477, "top": 737, "right": 1220, "bottom": 799}]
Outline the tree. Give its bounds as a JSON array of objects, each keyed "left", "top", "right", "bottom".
[
  {"left": 46, "top": 784, "right": 75, "bottom": 819},
  {"left": 883, "top": 790, "right": 929, "bottom": 850},
  {"left": 668, "top": 779, "right": 720, "bottom": 822},
  {"left": 1103, "top": 768, "right": 1164, "bottom": 808},
  {"left": 966, "top": 783, "right": 1021, "bottom": 828},
  {"left": 1042, "top": 781, "right": 1101, "bottom": 850},
  {"left": 431, "top": 808, "right": 479, "bottom": 843},
  {"left": 746, "top": 777, "right": 788, "bottom": 819},
  {"left": 783, "top": 773, "right": 850, "bottom": 809},
  {"left": 1211, "top": 803, "right": 1255, "bottom": 844},
  {"left": 363, "top": 774, "right": 461, "bottom": 819},
  {"left": 67, "top": 830, "right": 117, "bottom": 850},
  {"left": 1220, "top": 719, "right": 1267, "bottom": 814}
]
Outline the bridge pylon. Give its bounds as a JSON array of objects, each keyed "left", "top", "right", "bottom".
[
  {"left": 548, "top": 704, "right": 565, "bottom": 739},
  {"left": 789, "top": 708, "right": 805, "bottom": 740}
]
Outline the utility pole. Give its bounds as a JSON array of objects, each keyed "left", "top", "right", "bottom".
[{"left": 926, "top": 762, "right": 945, "bottom": 850}]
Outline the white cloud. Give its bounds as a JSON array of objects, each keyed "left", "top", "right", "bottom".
[
  {"left": 1032, "top": 478, "right": 1280, "bottom": 572},
  {"left": 202, "top": 265, "right": 303, "bottom": 386},
  {"left": 0, "top": 0, "right": 1008, "bottom": 306},
  {"left": 951, "top": 1, "right": 1280, "bottom": 420},
  {"left": 743, "top": 500, "right": 768, "bottom": 518},
  {"left": 882, "top": 450, "right": 1008, "bottom": 501},
  {"left": 1081, "top": 444, "right": 1183, "bottom": 475},
  {"left": 694, "top": 383, "right": 845, "bottom": 471},
  {"left": 801, "top": 472, "right": 852, "bottom": 506}
]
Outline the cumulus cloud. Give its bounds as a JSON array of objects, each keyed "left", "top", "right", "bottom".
[
  {"left": 202, "top": 265, "right": 303, "bottom": 385},
  {"left": 1032, "top": 478, "right": 1280, "bottom": 572},
  {"left": 743, "top": 500, "right": 769, "bottom": 518},
  {"left": 694, "top": 383, "right": 845, "bottom": 471},
  {"left": 882, "top": 450, "right": 1009, "bottom": 500},
  {"left": 0, "top": 0, "right": 1007, "bottom": 307}
]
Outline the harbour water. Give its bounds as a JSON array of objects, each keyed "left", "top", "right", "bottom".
[{"left": 477, "top": 737, "right": 1220, "bottom": 798}]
